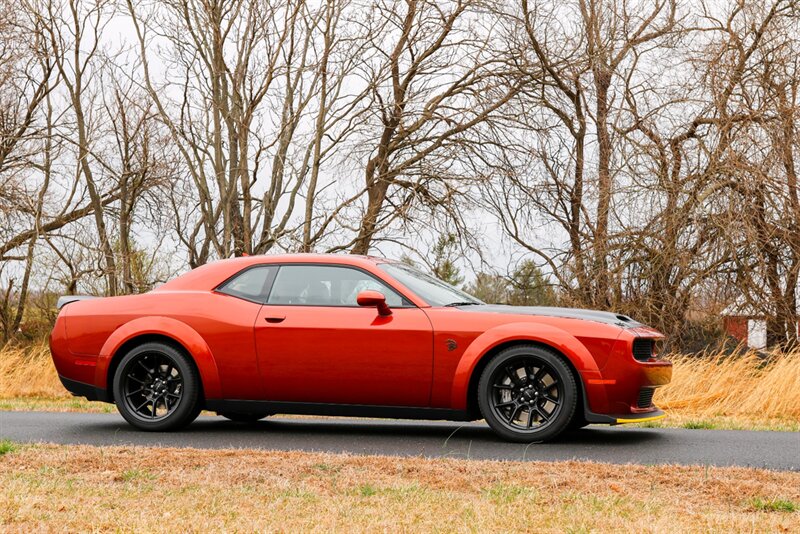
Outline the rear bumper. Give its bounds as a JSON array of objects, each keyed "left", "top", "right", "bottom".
[{"left": 58, "top": 375, "right": 110, "bottom": 403}]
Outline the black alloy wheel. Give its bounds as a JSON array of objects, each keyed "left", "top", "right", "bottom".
[
  {"left": 113, "top": 342, "right": 201, "bottom": 431},
  {"left": 478, "top": 345, "right": 577, "bottom": 442}
]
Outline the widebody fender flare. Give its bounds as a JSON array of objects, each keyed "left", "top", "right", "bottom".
[
  {"left": 449, "top": 322, "right": 605, "bottom": 410},
  {"left": 93, "top": 316, "right": 222, "bottom": 399}
]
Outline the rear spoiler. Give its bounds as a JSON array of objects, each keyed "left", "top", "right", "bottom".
[{"left": 56, "top": 295, "right": 98, "bottom": 310}]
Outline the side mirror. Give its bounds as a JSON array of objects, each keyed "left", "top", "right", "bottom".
[{"left": 356, "top": 290, "right": 392, "bottom": 316}]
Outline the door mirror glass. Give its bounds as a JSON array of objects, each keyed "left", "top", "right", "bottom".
[{"left": 356, "top": 290, "right": 392, "bottom": 316}]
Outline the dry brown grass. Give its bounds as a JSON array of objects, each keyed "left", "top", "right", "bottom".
[
  {"left": 0, "top": 342, "right": 64, "bottom": 399},
  {"left": 2, "top": 341, "right": 799, "bottom": 428},
  {"left": 657, "top": 352, "right": 800, "bottom": 419},
  {"left": 1, "top": 443, "right": 798, "bottom": 532}
]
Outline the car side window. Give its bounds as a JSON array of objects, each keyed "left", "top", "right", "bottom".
[
  {"left": 267, "top": 265, "right": 408, "bottom": 307},
  {"left": 217, "top": 266, "right": 277, "bottom": 303}
]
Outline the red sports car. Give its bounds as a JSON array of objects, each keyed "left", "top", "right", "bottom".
[{"left": 50, "top": 254, "right": 671, "bottom": 442}]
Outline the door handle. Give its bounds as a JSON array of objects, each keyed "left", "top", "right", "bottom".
[{"left": 264, "top": 315, "right": 286, "bottom": 323}]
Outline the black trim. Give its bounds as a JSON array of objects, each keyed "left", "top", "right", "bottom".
[
  {"left": 632, "top": 338, "right": 654, "bottom": 361},
  {"left": 58, "top": 375, "right": 111, "bottom": 403},
  {"left": 56, "top": 295, "right": 98, "bottom": 309},
  {"left": 583, "top": 407, "right": 665, "bottom": 424},
  {"left": 582, "top": 409, "right": 618, "bottom": 424},
  {"left": 205, "top": 399, "right": 473, "bottom": 421},
  {"left": 572, "top": 371, "right": 613, "bottom": 423},
  {"left": 637, "top": 387, "right": 656, "bottom": 408}
]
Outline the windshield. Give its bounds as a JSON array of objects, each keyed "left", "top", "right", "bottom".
[{"left": 379, "top": 263, "right": 484, "bottom": 307}]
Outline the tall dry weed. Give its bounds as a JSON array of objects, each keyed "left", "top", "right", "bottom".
[
  {"left": 657, "top": 352, "right": 800, "bottom": 419},
  {"left": 0, "top": 342, "right": 67, "bottom": 398}
]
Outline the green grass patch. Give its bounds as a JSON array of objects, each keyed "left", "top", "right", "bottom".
[
  {"left": 358, "top": 484, "right": 378, "bottom": 497},
  {"left": 749, "top": 497, "right": 798, "bottom": 513},
  {"left": 681, "top": 420, "right": 716, "bottom": 430},
  {"left": 312, "top": 462, "right": 341, "bottom": 473},
  {"left": 0, "top": 439, "right": 17, "bottom": 455},
  {"left": 118, "top": 469, "right": 156, "bottom": 482},
  {"left": 630, "top": 416, "right": 799, "bottom": 432},
  {"left": 483, "top": 483, "right": 535, "bottom": 504},
  {"left": 0, "top": 397, "right": 115, "bottom": 413},
  {"left": 634, "top": 420, "right": 665, "bottom": 429}
]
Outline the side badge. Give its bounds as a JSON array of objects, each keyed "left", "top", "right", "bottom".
[{"left": 446, "top": 339, "right": 458, "bottom": 351}]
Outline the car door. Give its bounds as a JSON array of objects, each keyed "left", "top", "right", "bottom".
[
  {"left": 255, "top": 264, "right": 434, "bottom": 407},
  {"left": 209, "top": 264, "right": 279, "bottom": 400}
]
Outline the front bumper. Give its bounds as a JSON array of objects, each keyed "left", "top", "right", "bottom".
[{"left": 580, "top": 327, "right": 672, "bottom": 420}]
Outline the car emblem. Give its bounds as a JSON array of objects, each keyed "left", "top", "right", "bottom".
[{"left": 446, "top": 339, "right": 458, "bottom": 351}]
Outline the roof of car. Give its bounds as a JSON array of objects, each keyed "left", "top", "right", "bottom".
[{"left": 156, "top": 253, "right": 395, "bottom": 292}]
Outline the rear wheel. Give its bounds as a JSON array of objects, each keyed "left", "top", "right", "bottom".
[
  {"left": 113, "top": 342, "right": 201, "bottom": 431},
  {"left": 219, "top": 412, "right": 269, "bottom": 423},
  {"left": 478, "top": 345, "right": 577, "bottom": 442}
]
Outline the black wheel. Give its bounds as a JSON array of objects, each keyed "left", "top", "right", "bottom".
[
  {"left": 219, "top": 412, "right": 269, "bottom": 423},
  {"left": 112, "top": 341, "right": 201, "bottom": 431},
  {"left": 478, "top": 345, "right": 577, "bottom": 442}
]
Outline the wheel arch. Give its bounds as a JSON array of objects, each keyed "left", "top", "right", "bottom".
[
  {"left": 463, "top": 339, "right": 586, "bottom": 421},
  {"left": 94, "top": 316, "right": 222, "bottom": 401},
  {"left": 450, "top": 322, "right": 600, "bottom": 416},
  {"left": 105, "top": 333, "right": 206, "bottom": 404}
]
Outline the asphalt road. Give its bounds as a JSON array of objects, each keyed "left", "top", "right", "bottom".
[{"left": 1, "top": 411, "right": 798, "bottom": 471}]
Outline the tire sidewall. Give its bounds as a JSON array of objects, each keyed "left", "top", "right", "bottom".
[
  {"left": 112, "top": 342, "right": 201, "bottom": 431},
  {"left": 478, "top": 345, "right": 577, "bottom": 443}
]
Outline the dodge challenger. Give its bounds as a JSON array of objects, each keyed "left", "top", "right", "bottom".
[{"left": 50, "top": 254, "right": 671, "bottom": 442}]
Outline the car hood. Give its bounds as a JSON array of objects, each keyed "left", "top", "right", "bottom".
[{"left": 453, "top": 304, "right": 642, "bottom": 328}]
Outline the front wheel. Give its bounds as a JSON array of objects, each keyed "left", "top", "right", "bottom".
[
  {"left": 113, "top": 341, "right": 202, "bottom": 431},
  {"left": 478, "top": 345, "right": 577, "bottom": 442}
]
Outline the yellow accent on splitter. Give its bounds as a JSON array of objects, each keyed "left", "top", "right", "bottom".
[{"left": 615, "top": 413, "right": 667, "bottom": 424}]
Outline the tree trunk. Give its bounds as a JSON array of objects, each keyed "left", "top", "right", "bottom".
[{"left": 593, "top": 70, "right": 612, "bottom": 307}]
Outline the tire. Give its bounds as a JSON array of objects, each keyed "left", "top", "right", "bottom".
[
  {"left": 478, "top": 345, "right": 577, "bottom": 443},
  {"left": 112, "top": 341, "right": 202, "bottom": 431},
  {"left": 219, "top": 412, "right": 269, "bottom": 423}
]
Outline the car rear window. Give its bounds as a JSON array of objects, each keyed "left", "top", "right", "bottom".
[{"left": 217, "top": 265, "right": 277, "bottom": 303}]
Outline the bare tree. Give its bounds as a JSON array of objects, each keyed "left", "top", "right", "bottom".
[
  {"left": 346, "top": 0, "right": 519, "bottom": 255},
  {"left": 29, "top": 0, "right": 120, "bottom": 294},
  {"left": 706, "top": 0, "right": 800, "bottom": 348},
  {"left": 127, "top": 0, "right": 359, "bottom": 263},
  {"left": 488, "top": 0, "right": 679, "bottom": 312},
  {"left": 0, "top": 0, "right": 58, "bottom": 339}
]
